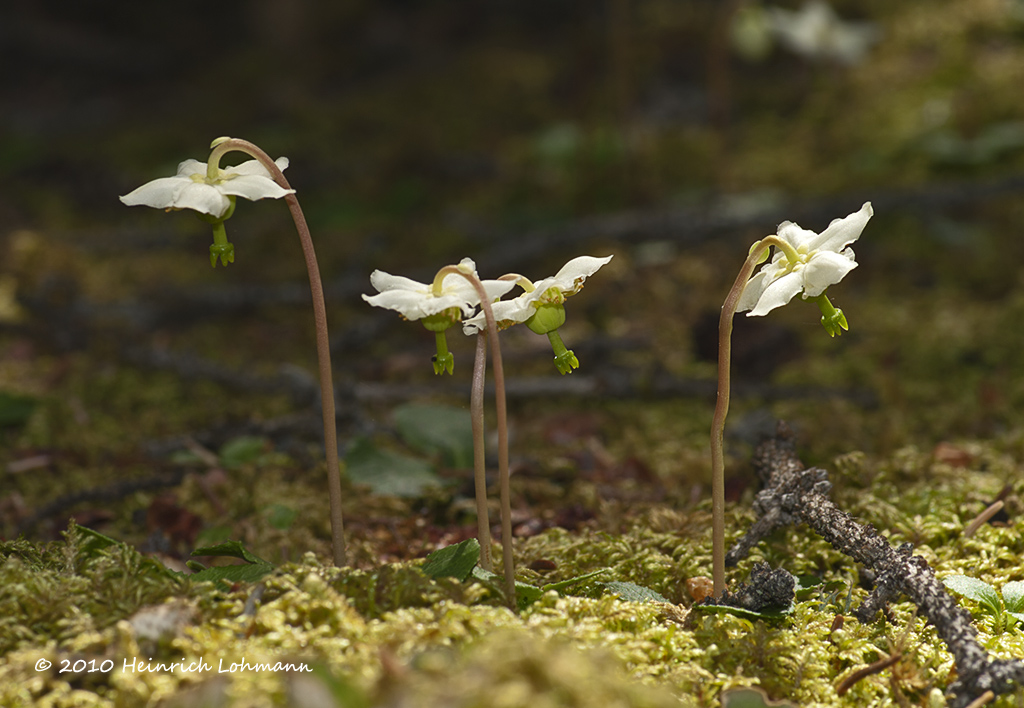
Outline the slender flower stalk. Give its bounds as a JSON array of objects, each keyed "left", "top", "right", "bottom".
[
  {"left": 470, "top": 331, "right": 494, "bottom": 573},
  {"left": 710, "top": 235, "right": 789, "bottom": 598},
  {"left": 432, "top": 263, "right": 516, "bottom": 609},
  {"left": 121, "top": 137, "right": 347, "bottom": 567},
  {"left": 711, "top": 202, "right": 872, "bottom": 599},
  {"left": 208, "top": 139, "right": 347, "bottom": 568}
]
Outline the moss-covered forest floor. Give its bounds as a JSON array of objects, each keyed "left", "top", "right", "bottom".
[{"left": 3, "top": 1, "right": 1024, "bottom": 706}]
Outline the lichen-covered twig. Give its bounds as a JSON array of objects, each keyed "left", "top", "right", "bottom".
[{"left": 726, "top": 422, "right": 1024, "bottom": 708}]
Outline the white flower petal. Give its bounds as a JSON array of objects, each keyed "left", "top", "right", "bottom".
[
  {"left": 483, "top": 278, "right": 518, "bottom": 301},
  {"left": 736, "top": 270, "right": 770, "bottom": 313},
  {"left": 122, "top": 155, "right": 295, "bottom": 217},
  {"left": 365, "top": 258, "right": 518, "bottom": 324},
  {"left": 368, "top": 270, "right": 428, "bottom": 294},
  {"left": 808, "top": 202, "right": 872, "bottom": 253},
  {"left": 176, "top": 159, "right": 207, "bottom": 178},
  {"left": 800, "top": 250, "right": 858, "bottom": 297},
  {"left": 362, "top": 290, "right": 467, "bottom": 320},
  {"left": 120, "top": 176, "right": 190, "bottom": 210},
  {"left": 119, "top": 176, "right": 233, "bottom": 217},
  {"left": 171, "top": 182, "right": 233, "bottom": 216},
  {"left": 462, "top": 255, "right": 610, "bottom": 334},
  {"left": 748, "top": 271, "right": 804, "bottom": 317},
  {"left": 768, "top": 1, "right": 878, "bottom": 65},
  {"left": 440, "top": 274, "right": 479, "bottom": 304},
  {"left": 550, "top": 255, "right": 614, "bottom": 293},
  {"left": 223, "top": 158, "right": 275, "bottom": 178},
  {"left": 462, "top": 296, "right": 532, "bottom": 334},
  {"left": 776, "top": 221, "right": 817, "bottom": 250},
  {"left": 218, "top": 174, "right": 294, "bottom": 201}
]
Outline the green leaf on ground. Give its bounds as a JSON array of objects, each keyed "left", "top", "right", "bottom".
[
  {"left": 344, "top": 437, "right": 442, "bottom": 497},
  {"left": 598, "top": 581, "right": 669, "bottom": 604},
  {"left": 470, "top": 566, "right": 611, "bottom": 609},
  {"left": 75, "top": 525, "right": 122, "bottom": 558},
  {"left": 188, "top": 562, "right": 276, "bottom": 586},
  {"left": 191, "top": 539, "right": 269, "bottom": 565},
  {"left": 422, "top": 539, "right": 481, "bottom": 582},
  {"left": 943, "top": 574, "right": 1003, "bottom": 616},
  {"left": 394, "top": 403, "right": 474, "bottom": 468},
  {"left": 188, "top": 540, "right": 274, "bottom": 586},
  {"left": 1001, "top": 580, "right": 1024, "bottom": 614}
]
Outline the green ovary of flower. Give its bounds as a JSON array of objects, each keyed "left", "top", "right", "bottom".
[{"left": 525, "top": 302, "right": 566, "bottom": 335}]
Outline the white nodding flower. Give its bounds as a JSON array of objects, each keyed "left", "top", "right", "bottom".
[
  {"left": 120, "top": 157, "right": 294, "bottom": 219},
  {"left": 363, "top": 258, "right": 516, "bottom": 322},
  {"left": 767, "top": 1, "right": 880, "bottom": 66},
  {"left": 462, "top": 255, "right": 613, "bottom": 335},
  {"left": 737, "top": 202, "right": 872, "bottom": 317}
]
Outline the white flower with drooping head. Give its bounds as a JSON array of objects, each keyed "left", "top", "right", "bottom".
[
  {"left": 737, "top": 202, "right": 872, "bottom": 319},
  {"left": 463, "top": 255, "right": 613, "bottom": 375},
  {"left": 120, "top": 157, "right": 294, "bottom": 219},
  {"left": 363, "top": 258, "right": 517, "bottom": 375},
  {"left": 363, "top": 258, "right": 515, "bottom": 321},
  {"left": 767, "top": 1, "right": 880, "bottom": 66},
  {"left": 462, "top": 255, "right": 613, "bottom": 335}
]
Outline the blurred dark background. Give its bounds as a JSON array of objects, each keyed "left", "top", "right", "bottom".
[{"left": 3, "top": 0, "right": 1024, "bottom": 548}]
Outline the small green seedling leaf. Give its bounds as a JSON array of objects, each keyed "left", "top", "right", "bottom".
[
  {"left": 720, "top": 686, "right": 799, "bottom": 708},
  {"left": 693, "top": 602, "right": 794, "bottom": 620},
  {"left": 542, "top": 568, "right": 610, "bottom": 594},
  {"left": 470, "top": 566, "right": 611, "bottom": 609},
  {"left": 188, "top": 562, "right": 276, "bottom": 586},
  {"left": 219, "top": 436, "right": 269, "bottom": 469},
  {"left": 943, "top": 575, "right": 1003, "bottom": 617},
  {"left": 422, "top": 539, "right": 481, "bottom": 582},
  {"left": 793, "top": 575, "right": 822, "bottom": 601},
  {"left": 598, "top": 581, "right": 669, "bottom": 604},
  {"left": 393, "top": 403, "right": 474, "bottom": 468},
  {"left": 72, "top": 525, "right": 181, "bottom": 581},
  {"left": 188, "top": 540, "right": 274, "bottom": 586},
  {"left": 1001, "top": 581, "right": 1024, "bottom": 614},
  {"left": 344, "top": 437, "right": 442, "bottom": 497},
  {"left": 470, "top": 566, "right": 544, "bottom": 608},
  {"left": 191, "top": 540, "right": 269, "bottom": 565},
  {"left": 75, "top": 525, "right": 122, "bottom": 558}
]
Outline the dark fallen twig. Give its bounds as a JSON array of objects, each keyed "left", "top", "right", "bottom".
[
  {"left": 701, "top": 561, "right": 795, "bottom": 613},
  {"left": 726, "top": 422, "right": 1024, "bottom": 708}
]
